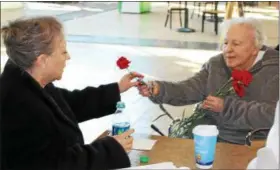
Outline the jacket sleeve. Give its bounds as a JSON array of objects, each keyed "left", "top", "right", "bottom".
[
  {"left": 59, "top": 136, "right": 131, "bottom": 170},
  {"left": 221, "top": 74, "right": 279, "bottom": 130},
  {"left": 57, "top": 83, "right": 121, "bottom": 122},
  {"left": 2, "top": 100, "right": 130, "bottom": 170},
  {"left": 149, "top": 63, "right": 209, "bottom": 106}
]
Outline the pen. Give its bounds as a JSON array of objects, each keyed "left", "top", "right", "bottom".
[{"left": 151, "top": 124, "right": 165, "bottom": 136}]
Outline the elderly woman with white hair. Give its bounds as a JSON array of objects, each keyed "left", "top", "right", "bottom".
[{"left": 138, "top": 17, "right": 279, "bottom": 144}]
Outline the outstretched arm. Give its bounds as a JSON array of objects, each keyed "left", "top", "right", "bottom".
[
  {"left": 149, "top": 63, "right": 209, "bottom": 106},
  {"left": 57, "top": 83, "right": 120, "bottom": 122}
]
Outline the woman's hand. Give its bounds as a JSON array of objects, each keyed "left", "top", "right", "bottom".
[
  {"left": 112, "top": 129, "right": 134, "bottom": 152},
  {"left": 138, "top": 81, "right": 160, "bottom": 97},
  {"left": 202, "top": 95, "right": 224, "bottom": 113},
  {"left": 118, "top": 72, "right": 144, "bottom": 93}
]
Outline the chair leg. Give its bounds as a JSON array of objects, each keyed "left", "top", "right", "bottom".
[
  {"left": 179, "top": 0, "right": 182, "bottom": 26},
  {"left": 202, "top": 12, "right": 205, "bottom": 32},
  {"left": 214, "top": 13, "right": 218, "bottom": 35},
  {"left": 170, "top": 11, "right": 172, "bottom": 29},
  {"left": 164, "top": 11, "right": 170, "bottom": 27},
  {"left": 179, "top": 10, "right": 182, "bottom": 27},
  {"left": 191, "top": 2, "right": 196, "bottom": 19},
  {"left": 198, "top": 2, "right": 201, "bottom": 17}
]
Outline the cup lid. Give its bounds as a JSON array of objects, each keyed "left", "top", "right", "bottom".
[{"left": 192, "top": 125, "right": 219, "bottom": 136}]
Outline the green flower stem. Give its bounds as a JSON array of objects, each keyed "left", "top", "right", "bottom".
[
  {"left": 169, "top": 78, "right": 236, "bottom": 139},
  {"left": 214, "top": 78, "right": 233, "bottom": 96},
  {"left": 126, "top": 68, "right": 132, "bottom": 75}
]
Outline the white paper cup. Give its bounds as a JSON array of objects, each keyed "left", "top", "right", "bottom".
[{"left": 192, "top": 125, "right": 219, "bottom": 169}]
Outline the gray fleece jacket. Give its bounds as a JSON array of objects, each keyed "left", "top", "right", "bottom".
[{"left": 150, "top": 46, "right": 279, "bottom": 144}]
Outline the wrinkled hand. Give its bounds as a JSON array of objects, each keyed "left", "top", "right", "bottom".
[
  {"left": 112, "top": 129, "right": 134, "bottom": 152},
  {"left": 202, "top": 95, "right": 224, "bottom": 113},
  {"left": 138, "top": 81, "right": 160, "bottom": 97},
  {"left": 118, "top": 72, "right": 144, "bottom": 93}
]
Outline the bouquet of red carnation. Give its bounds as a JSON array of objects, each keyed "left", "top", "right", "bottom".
[{"left": 169, "top": 70, "right": 253, "bottom": 138}]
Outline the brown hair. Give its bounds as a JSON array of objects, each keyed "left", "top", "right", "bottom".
[{"left": 1, "top": 16, "right": 63, "bottom": 69}]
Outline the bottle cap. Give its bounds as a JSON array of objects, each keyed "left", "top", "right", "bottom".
[
  {"left": 116, "top": 101, "right": 125, "bottom": 108},
  {"left": 140, "top": 155, "right": 149, "bottom": 163}
]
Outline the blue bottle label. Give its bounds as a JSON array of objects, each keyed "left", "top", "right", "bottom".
[
  {"left": 194, "top": 135, "right": 217, "bottom": 166},
  {"left": 168, "top": 126, "right": 171, "bottom": 136},
  {"left": 112, "top": 122, "right": 130, "bottom": 135}
]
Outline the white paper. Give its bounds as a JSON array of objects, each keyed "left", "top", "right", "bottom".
[
  {"left": 132, "top": 139, "right": 157, "bottom": 151},
  {"left": 119, "top": 162, "right": 190, "bottom": 169}
]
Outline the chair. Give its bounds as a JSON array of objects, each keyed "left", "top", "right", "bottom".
[
  {"left": 201, "top": 2, "right": 225, "bottom": 35},
  {"left": 164, "top": 2, "right": 186, "bottom": 29},
  {"left": 191, "top": 2, "right": 215, "bottom": 18}
]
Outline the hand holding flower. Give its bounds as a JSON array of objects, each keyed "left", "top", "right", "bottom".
[
  {"left": 202, "top": 95, "right": 224, "bottom": 113},
  {"left": 116, "top": 56, "right": 145, "bottom": 93},
  {"left": 118, "top": 72, "right": 144, "bottom": 93},
  {"left": 169, "top": 69, "right": 253, "bottom": 139},
  {"left": 116, "top": 56, "right": 175, "bottom": 123},
  {"left": 138, "top": 81, "right": 160, "bottom": 97}
]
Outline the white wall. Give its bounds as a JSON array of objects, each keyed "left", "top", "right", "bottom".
[
  {"left": 1, "top": 2, "right": 24, "bottom": 26},
  {"left": 1, "top": 2, "right": 25, "bottom": 72}
]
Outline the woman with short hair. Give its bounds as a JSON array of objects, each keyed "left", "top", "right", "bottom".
[{"left": 1, "top": 16, "right": 142, "bottom": 170}]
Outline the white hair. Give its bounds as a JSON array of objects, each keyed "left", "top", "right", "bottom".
[{"left": 220, "top": 17, "right": 266, "bottom": 49}]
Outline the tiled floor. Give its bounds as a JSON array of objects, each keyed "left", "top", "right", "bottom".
[
  {"left": 1, "top": 2, "right": 279, "bottom": 142},
  {"left": 66, "top": 34, "right": 220, "bottom": 50},
  {"left": 63, "top": 2, "right": 279, "bottom": 45}
]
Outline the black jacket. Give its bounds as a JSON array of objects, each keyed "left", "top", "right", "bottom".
[{"left": 0, "top": 60, "right": 131, "bottom": 170}]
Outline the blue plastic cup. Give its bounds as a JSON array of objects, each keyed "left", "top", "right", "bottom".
[{"left": 192, "top": 125, "right": 219, "bottom": 169}]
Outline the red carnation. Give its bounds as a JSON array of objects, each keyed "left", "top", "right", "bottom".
[
  {"left": 240, "top": 71, "right": 253, "bottom": 86},
  {"left": 232, "top": 70, "right": 253, "bottom": 87},
  {"left": 232, "top": 70, "right": 243, "bottom": 81},
  {"left": 232, "top": 81, "right": 245, "bottom": 97},
  {"left": 117, "top": 56, "right": 130, "bottom": 69}
]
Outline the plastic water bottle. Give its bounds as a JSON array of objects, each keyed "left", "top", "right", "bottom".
[{"left": 112, "top": 101, "right": 130, "bottom": 136}]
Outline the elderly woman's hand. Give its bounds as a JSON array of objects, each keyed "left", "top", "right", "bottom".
[
  {"left": 202, "top": 95, "right": 224, "bottom": 113},
  {"left": 112, "top": 129, "right": 134, "bottom": 152},
  {"left": 138, "top": 81, "right": 160, "bottom": 97},
  {"left": 118, "top": 72, "right": 144, "bottom": 93}
]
